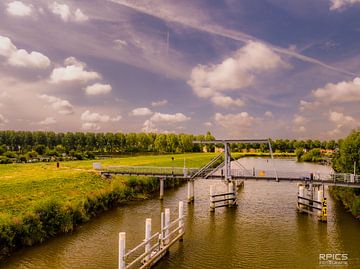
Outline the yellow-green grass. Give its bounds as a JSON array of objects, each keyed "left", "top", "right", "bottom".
[{"left": 0, "top": 153, "right": 218, "bottom": 217}]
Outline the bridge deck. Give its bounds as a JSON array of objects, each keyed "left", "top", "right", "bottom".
[{"left": 99, "top": 166, "right": 360, "bottom": 188}]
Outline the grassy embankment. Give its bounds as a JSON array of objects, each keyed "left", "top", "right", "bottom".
[
  {"left": 329, "top": 187, "right": 360, "bottom": 219},
  {"left": 0, "top": 153, "right": 218, "bottom": 259}
]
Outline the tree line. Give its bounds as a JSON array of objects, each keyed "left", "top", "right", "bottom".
[{"left": 0, "top": 130, "right": 340, "bottom": 163}]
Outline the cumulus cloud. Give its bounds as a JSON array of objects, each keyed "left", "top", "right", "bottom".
[
  {"left": 151, "top": 99, "right": 168, "bottom": 107},
  {"left": 85, "top": 83, "right": 112, "bottom": 95},
  {"left": 81, "top": 110, "right": 110, "bottom": 123},
  {"left": 313, "top": 77, "right": 360, "bottom": 103},
  {"left": 330, "top": 0, "right": 360, "bottom": 10},
  {"left": 214, "top": 112, "right": 255, "bottom": 133},
  {"left": 114, "top": 39, "right": 128, "bottom": 49},
  {"left": 204, "top": 121, "right": 212, "bottom": 127},
  {"left": 264, "top": 111, "right": 273, "bottom": 117},
  {"left": 50, "top": 57, "right": 100, "bottom": 83},
  {"left": 210, "top": 95, "right": 244, "bottom": 107},
  {"left": 50, "top": 2, "right": 88, "bottom": 22},
  {"left": 142, "top": 112, "right": 190, "bottom": 133},
  {"left": 293, "top": 115, "right": 308, "bottom": 125},
  {"left": 7, "top": 1, "right": 32, "bottom": 16},
  {"left": 38, "top": 94, "right": 74, "bottom": 115},
  {"left": 0, "top": 114, "right": 9, "bottom": 125},
  {"left": 38, "top": 117, "right": 56, "bottom": 125},
  {"left": 292, "top": 126, "right": 306, "bottom": 133},
  {"left": 130, "top": 107, "right": 153, "bottom": 116},
  {"left": 327, "top": 110, "right": 357, "bottom": 136},
  {"left": 329, "top": 110, "right": 355, "bottom": 126},
  {"left": 81, "top": 110, "right": 121, "bottom": 124},
  {"left": 81, "top": 122, "right": 100, "bottom": 131},
  {"left": 0, "top": 35, "right": 50, "bottom": 68},
  {"left": 150, "top": 112, "right": 190, "bottom": 123},
  {"left": 188, "top": 41, "right": 287, "bottom": 107}
]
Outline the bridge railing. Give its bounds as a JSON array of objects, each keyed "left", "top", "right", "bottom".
[{"left": 104, "top": 166, "right": 199, "bottom": 177}]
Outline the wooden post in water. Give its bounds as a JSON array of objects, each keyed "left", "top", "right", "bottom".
[
  {"left": 298, "top": 184, "right": 304, "bottom": 211},
  {"left": 145, "top": 218, "right": 152, "bottom": 262},
  {"left": 191, "top": 180, "right": 195, "bottom": 202},
  {"left": 317, "top": 189, "right": 323, "bottom": 219},
  {"left": 187, "top": 181, "right": 192, "bottom": 203},
  {"left": 164, "top": 208, "right": 170, "bottom": 245},
  {"left": 119, "top": 232, "right": 126, "bottom": 269},
  {"left": 178, "top": 201, "right": 184, "bottom": 241},
  {"left": 210, "top": 185, "right": 215, "bottom": 212},
  {"left": 227, "top": 181, "right": 234, "bottom": 207},
  {"left": 159, "top": 178, "right": 164, "bottom": 200}
]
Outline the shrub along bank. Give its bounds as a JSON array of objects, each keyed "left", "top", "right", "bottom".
[{"left": 0, "top": 174, "right": 179, "bottom": 260}]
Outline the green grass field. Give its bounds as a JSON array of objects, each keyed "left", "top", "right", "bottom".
[{"left": 0, "top": 153, "right": 218, "bottom": 217}]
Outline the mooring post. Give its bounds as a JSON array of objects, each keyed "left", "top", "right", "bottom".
[
  {"left": 232, "top": 180, "right": 237, "bottom": 205},
  {"left": 228, "top": 181, "right": 234, "bottom": 207},
  {"left": 145, "top": 218, "right": 152, "bottom": 262},
  {"left": 164, "top": 208, "right": 170, "bottom": 245},
  {"left": 159, "top": 178, "right": 164, "bottom": 200},
  {"left": 210, "top": 185, "right": 215, "bottom": 212},
  {"left": 317, "top": 188, "right": 323, "bottom": 219},
  {"left": 179, "top": 201, "right": 184, "bottom": 241},
  {"left": 191, "top": 180, "right": 195, "bottom": 202},
  {"left": 298, "top": 184, "right": 304, "bottom": 211},
  {"left": 187, "top": 181, "right": 192, "bottom": 203},
  {"left": 160, "top": 212, "right": 165, "bottom": 247},
  {"left": 119, "top": 232, "right": 126, "bottom": 269}
]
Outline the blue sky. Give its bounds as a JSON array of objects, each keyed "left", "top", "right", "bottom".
[{"left": 0, "top": 0, "right": 359, "bottom": 139}]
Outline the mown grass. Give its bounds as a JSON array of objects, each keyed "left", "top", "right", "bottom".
[
  {"left": 0, "top": 153, "right": 217, "bottom": 217},
  {"left": 0, "top": 153, "right": 221, "bottom": 259}
]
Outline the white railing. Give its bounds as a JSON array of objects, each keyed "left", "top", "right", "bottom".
[{"left": 119, "top": 201, "right": 185, "bottom": 269}]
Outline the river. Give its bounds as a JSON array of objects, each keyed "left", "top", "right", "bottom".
[{"left": 1, "top": 158, "right": 360, "bottom": 269}]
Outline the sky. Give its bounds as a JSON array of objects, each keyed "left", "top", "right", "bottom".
[{"left": 0, "top": 0, "right": 360, "bottom": 139}]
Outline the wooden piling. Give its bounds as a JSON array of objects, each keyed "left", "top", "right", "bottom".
[{"left": 119, "top": 232, "right": 126, "bottom": 269}]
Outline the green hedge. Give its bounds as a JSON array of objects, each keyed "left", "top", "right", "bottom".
[{"left": 329, "top": 186, "right": 360, "bottom": 218}]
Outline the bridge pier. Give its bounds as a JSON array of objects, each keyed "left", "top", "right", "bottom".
[{"left": 297, "top": 183, "right": 327, "bottom": 222}]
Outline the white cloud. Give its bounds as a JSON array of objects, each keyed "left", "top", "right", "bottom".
[
  {"left": 38, "top": 94, "right": 74, "bottom": 115},
  {"left": 329, "top": 111, "right": 355, "bottom": 126},
  {"left": 313, "top": 77, "right": 360, "bottom": 103},
  {"left": 210, "top": 95, "right": 244, "bottom": 107},
  {"left": 85, "top": 83, "right": 112, "bottom": 95},
  {"left": 214, "top": 112, "right": 255, "bottom": 131},
  {"left": 8, "top": 49, "right": 51, "bottom": 68},
  {"left": 130, "top": 107, "right": 153, "bottom": 116},
  {"left": 81, "top": 122, "right": 100, "bottom": 131},
  {"left": 330, "top": 0, "right": 360, "bottom": 10},
  {"left": 114, "top": 39, "right": 128, "bottom": 49},
  {"left": 150, "top": 112, "right": 190, "bottom": 123},
  {"left": 38, "top": 117, "right": 56, "bottom": 125},
  {"left": 142, "top": 112, "right": 190, "bottom": 133},
  {"left": 50, "top": 2, "right": 71, "bottom": 21},
  {"left": 188, "top": 41, "right": 287, "bottom": 107},
  {"left": 50, "top": 2, "right": 88, "bottom": 22},
  {"left": 111, "top": 115, "right": 122, "bottom": 122},
  {"left": 81, "top": 110, "right": 110, "bottom": 123},
  {"left": 7, "top": 1, "right": 32, "bottom": 16},
  {"left": 0, "top": 114, "right": 9, "bottom": 125},
  {"left": 151, "top": 99, "right": 168, "bottom": 107},
  {"left": 50, "top": 57, "right": 100, "bottom": 83},
  {"left": 0, "top": 35, "right": 50, "bottom": 68},
  {"left": 293, "top": 115, "right": 308, "bottom": 125},
  {"left": 74, "top": 8, "right": 89, "bottom": 22},
  {"left": 264, "top": 111, "right": 273, "bottom": 117},
  {"left": 292, "top": 126, "right": 306, "bottom": 133},
  {"left": 204, "top": 121, "right": 212, "bottom": 127}
]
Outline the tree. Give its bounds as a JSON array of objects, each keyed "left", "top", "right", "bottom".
[{"left": 332, "top": 130, "right": 360, "bottom": 174}]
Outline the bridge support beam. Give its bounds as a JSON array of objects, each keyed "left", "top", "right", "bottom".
[{"left": 159, "top": 178, "right": 164, "bottom": 200}]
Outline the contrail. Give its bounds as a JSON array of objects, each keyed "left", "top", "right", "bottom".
[{"left": 109, "top": 0, "right": 356, "bottom": 77}]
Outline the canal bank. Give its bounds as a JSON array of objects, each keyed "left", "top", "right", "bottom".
[{"left": 2, "top": 158, "right": 359, "bottom": 269}]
